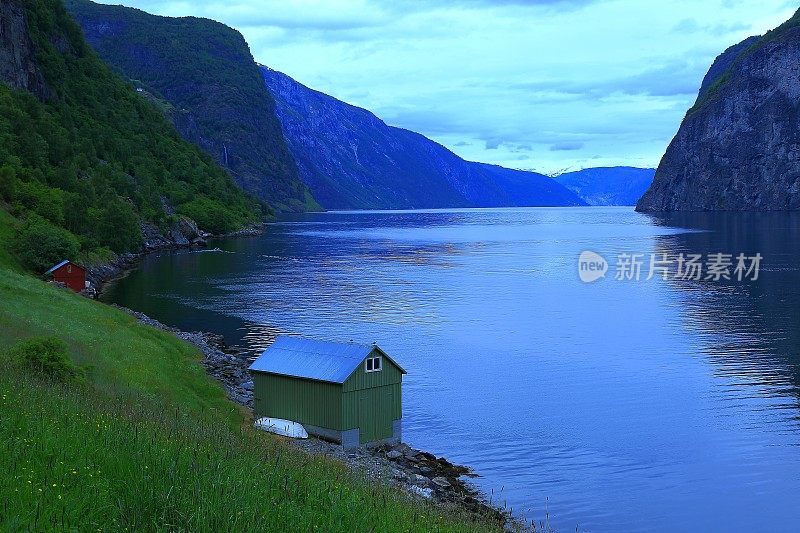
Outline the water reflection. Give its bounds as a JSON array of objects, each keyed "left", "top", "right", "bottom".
[
  {"left": 648, "top": 212, "right": 800, "bottom": 413},
  {"left": 103, "top": 207, "right": 800, "bottom": 533}
]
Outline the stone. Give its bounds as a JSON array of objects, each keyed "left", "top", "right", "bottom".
[
  {"left": 410, "top": 485, "right": 433, "bottom": 499},
  {"left": 431, "top": 476, "right": 451, "bottom": 489},
  {"left": 386, "top": 450, "right": 402, "bottom": 460}
]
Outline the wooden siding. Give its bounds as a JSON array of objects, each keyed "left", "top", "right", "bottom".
[
  {"left": 252, "top": 373, "right": 343, "bottom": 430},
  {"left": 342, "top": 383, "right": 401, "bottom": 434},
  {"left": 342, "top": 348, "right": 403, "bottom": 392}
]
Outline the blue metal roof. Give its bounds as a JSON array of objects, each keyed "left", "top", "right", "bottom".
[
  {"left": 45, "top": 260, "right": 71, "bottom": 274},
  {"left": 249, "top": 336, "right": 405, "bottom": 384}
]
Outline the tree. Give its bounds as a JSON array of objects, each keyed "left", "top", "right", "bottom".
[
  {"left": 13, "top": 215, "right": 80, "bottom": 273},
  {"left": 90, "top": 199, "right": 143, "bottom": 253}
]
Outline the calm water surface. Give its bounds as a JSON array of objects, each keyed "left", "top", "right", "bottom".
[{"left": 104, "top": 207, "right": 800, "bottom": 532}]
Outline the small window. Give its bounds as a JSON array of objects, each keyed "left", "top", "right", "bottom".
[
  {"left": 365, "top": 356, "right": 382, "bottom": 373},
  {"left": 67, "top": 265, "right": 72, "bottom": 273}
]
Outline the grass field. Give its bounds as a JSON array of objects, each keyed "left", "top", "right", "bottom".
[{"left": 0, "top": 211, "right": 496, "bottom": 532}]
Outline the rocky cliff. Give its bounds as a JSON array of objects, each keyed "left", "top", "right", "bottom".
[
  {"left": 65, "top": 0, "right": 316, "bottom": 213},
  {"left": 637, "top": 10, "right": 800, "bottom": 211},
  {"left": 0, "top": 0, "right": 51, "bottom": 99},
  {"left": 262, "top": 66, "right": 584, "bottom": 209}
]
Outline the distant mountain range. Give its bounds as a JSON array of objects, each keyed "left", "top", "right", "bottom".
[
  {"left": 554, "top": 167, "right": 655, "bottom": 206},
  {"left": 638, "top": 9, "right": 800, "bottom": 211},
  {"left": 261, "top": 67, "right": 584, "bottom": 209}
]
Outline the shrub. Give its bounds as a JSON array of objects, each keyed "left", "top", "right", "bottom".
[
  {"left": 13, "top": 215, "right": 80, "bottom": 272},
  {"left": 177, "top": 196, "right": 238, "bottom": 234},
  {"left": 89, "top": 199, "right": 143, "bottom": 253},
  {"left": 13, "top": 180, "right": 65, "bottom": 226},
  {"left": 0, "top": 164, "right": 17, "bottom": 201},
  {"left": 4, "top": 336, "right": 84, "bottom": 383}
]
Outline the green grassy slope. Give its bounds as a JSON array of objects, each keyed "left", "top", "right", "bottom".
[
  {"left": 0, "top": 214, "right": 494, "bottom": 531},
  {"left": 0, "top": 264, "right": 241, "bottom": 426}
]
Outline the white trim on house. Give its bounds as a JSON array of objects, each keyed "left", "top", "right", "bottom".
[{"left": 365, "top": 356, "right": 382, "bottom": 373}]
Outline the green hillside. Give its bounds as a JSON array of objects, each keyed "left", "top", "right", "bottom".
[
  {"left": 65, "top": 0, "right": 319, "bottom": 213},
  {"left": 0, "top": 0, "right": 265, "bottom": 272}
]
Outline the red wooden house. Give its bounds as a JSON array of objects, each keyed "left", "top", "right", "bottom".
[{"left": 45, "top": 260, "right": 87, "bottom": 293}]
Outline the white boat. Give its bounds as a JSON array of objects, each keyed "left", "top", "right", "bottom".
[{"left": 253, "top": 417, "right": 309, "bottom": 439}]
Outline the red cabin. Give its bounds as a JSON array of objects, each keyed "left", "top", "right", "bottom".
[{"left": 45, "top": 260, "right": 87, "bottom": 293}]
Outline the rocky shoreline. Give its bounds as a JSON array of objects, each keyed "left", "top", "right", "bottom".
[
  {"left": 88, "top": 220, "right": 268, "bottom": 295},
  {"left": 111, "top": 305, "right": 512, "bottom": 528}
]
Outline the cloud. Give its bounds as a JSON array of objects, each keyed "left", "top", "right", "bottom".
[
  {"left": 111, "top": 0, "right": 797, "bottom": 173},
  {"left": 672, "top": 17, "right": 752, "bottom": 36},
  {"left": 508, "top": 58, "right": 710, "bottom": 98},
  {"left": 549, "top": 141, "right": 584, "bottom": 151},
  {"left": 485, "top": 139, "right": 503, "bottom": 149}
]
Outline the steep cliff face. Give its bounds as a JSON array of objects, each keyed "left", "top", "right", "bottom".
[
  {"left": 695, "top": 35, "right": 760, "bottom": 102},
  {"left": 262, "top": 66, "right": 584, "bottom": 209},
  {"left": 0, "top": 0, "right": 50, "bottom": 99},
  {"left": 637, "top": 11, "right": 800, "bottom": 211},
  {"left": 65, "top": 0, "right": 316, "bottom": 212}
]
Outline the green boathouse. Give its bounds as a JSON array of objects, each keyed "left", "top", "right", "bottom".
[{"left": 248, "top": 336, "right": 406, "bottom": 448}]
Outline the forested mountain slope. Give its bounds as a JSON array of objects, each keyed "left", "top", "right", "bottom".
[
  {"left": 0, "top": 0, "right": 264, "bottom": 271},
  {"left": 65, "top": 0, "right": 317, "bottom": 212}
]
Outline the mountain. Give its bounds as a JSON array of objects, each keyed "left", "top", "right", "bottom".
[
  {"left": 0, "top": 0, "right": 263, "bottom": 271},
  {"left": 65, "top": 0, "right": 317, "bottom": 212},
  {"left": 695, "top": 36, "right": 760, "bottom": 103},
  {"left": 637, "top": 10, "right": 800, "bottom": 211},
  {"left": 261, "top": 67, "right": 584, "bottom": 209},
  {"left": 554, "top": 167, "right": 655, "bottom": 206}
]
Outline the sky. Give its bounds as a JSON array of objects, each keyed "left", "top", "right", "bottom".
[{"left": 104, "top": 0, "right": 796, "bottom": 174}]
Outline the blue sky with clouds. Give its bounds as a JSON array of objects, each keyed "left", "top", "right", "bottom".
[{"left": 104, "top": 1, "right": 796, "bottom": 173}]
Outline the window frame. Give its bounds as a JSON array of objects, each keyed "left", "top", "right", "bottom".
[{"left": 365, "top": 356, "right": 383, "bottom": 373}]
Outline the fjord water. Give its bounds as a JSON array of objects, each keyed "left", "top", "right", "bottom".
[{"left": 104, "top": 207, "right": 800, "bottom": 532}]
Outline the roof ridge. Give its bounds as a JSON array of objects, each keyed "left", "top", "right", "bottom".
[
  {"left": 275, "top": 335, "right": 375, "bottom": 349},
  {"left": 249, "top": 335, "right": 393, "bottom": 384},
  {"left": 45, "top": 259, "right": 73, "bottom": 274}
]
